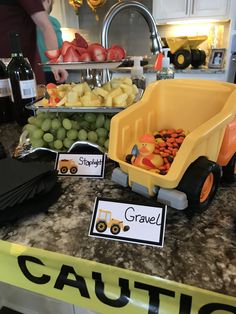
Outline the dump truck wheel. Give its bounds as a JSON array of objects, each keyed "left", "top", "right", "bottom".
[
  {"left": 70, "top": 167, "right": 78, "bottom": 174},
  {"left": 191, "top": 49, "right": 206, "bottom": 68},
  {"left": 177, "top": 157, "right": 221, "bottom": 211},
  {"left": 60, "top": 166, "right": 68, "bottom": 174},
  {"left": 110, "top": 224, "right": 120, "bottom": 235},
  {"left": 222, "top": 153, "right": 236, "bottom": 183},
  {"left": 173, "top": 49, "right": 191, "bottom": 69},
  {"left": 96, "top": 221, "right": 107, "bottom": 233}
]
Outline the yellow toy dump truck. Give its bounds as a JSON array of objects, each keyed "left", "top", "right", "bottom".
[
  {"left": 166, "top": 35, "right": 207, "bottom": 69},
  {"left": 96, "top": 209, "right": 130, "bottom": 235},
  {"left": 108, "top": 79, "right": 236, "bottom": 211}
]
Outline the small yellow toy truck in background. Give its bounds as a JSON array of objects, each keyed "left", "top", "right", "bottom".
[{"left": 108, "top": 79, "right": 236, "bottom": 211}]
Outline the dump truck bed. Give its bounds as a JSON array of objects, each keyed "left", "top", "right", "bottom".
[{"left": 108, "top": 79, "right": 236, "bottom": 195}]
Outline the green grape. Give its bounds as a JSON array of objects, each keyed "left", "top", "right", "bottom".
[
  {"left": 71, "top": 120, "right": 80, "bottom": 130},
  {"left": 28, "top": 116, "right": 37, "bottom": 125},
  {"left": 67, "top": 129, "right": 78, "bottom": 140},
  {"left": 62, "top": 118, "right": 72, "bottom": 130},
  {"left": 47, "top": 112, "right": 56, "bottom": 119},
  {"left": 30, "top": 138, "right": 45, "bottom": 148},
  {"left": 56, "top": 127, "right": 66, "bottom": 140},
  {"left": 32, "top": 129, "right": 44, "bottom": 140},
  {"left": 54, "top": 139, "right": 63, "bottom": 150},
  {"left": 78, "top": 129, "right": 88, "bottom": 141},
  {"left": 84, "top": 113, "right": 96, "bottom": 123},
  {"left": 51, "top": 118, "right": 62, "bottom": 130},
  {"left": 50, "top": 128, "right": 57, "bottom": 137},
  {"left": 104, "top": 118, "right": 111, "bottom": 131},
  {"left": 87, "top": 131, "right": 98, "bottom": 143},
  {"left": 36, "top": 112, "right": 46, "bottom": 119},
  {"left": 63, "top": 137, "right": 74, "bottom": 149},
  {"left": 96, "top": 127, "right": 108, "bottom": 138},
  {"left": 43, "top": 133, "right": 54, "bottom": 143},
  {"left": 34, "top": 118, "right": 44, "bottom": 128},
  {"left": 24, "top": 124, "right": 38, "bottom": 135},
  {"left": 97, "top": 137, "right": 106, "bottom": 147},
  {"left": 89, "top": 123, "right": 97, "bottom": 131},
  {"left": 41, "top": 118, "right": 52, "bottom": 132},
  {"left": 95, "top": 114, "right": 105, "bottom": 128},
  {"left": 104, "top": 139, "right": 109, "bottom": 149},
  {"left": 80, "top": 120, "right": 90, "bottom": 131}
]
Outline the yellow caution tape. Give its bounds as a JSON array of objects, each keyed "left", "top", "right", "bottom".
[{"left": 0, "top": 240, "right": 235, "bottom": 313}]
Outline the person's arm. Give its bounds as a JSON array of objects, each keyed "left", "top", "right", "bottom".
[
  {"left": 31, "top": 11, "right": 59, "bottom": 51},
  {"left": 31, "top": 11, "right": 68, "bottom": 83}
]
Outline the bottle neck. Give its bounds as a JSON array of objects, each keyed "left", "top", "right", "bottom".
[
  {"left": 11, "top": 52, "right": 23, "bottom": 58},
  {"left": 9, "top": 32, "right": 24, "bottom": 58}
]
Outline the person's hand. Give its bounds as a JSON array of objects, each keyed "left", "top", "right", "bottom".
[{"left": 52, "top": 68, "right": 69, "bottom": 83}]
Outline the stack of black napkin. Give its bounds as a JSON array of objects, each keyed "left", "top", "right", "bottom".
[{"left": 0, "top": 157, "right": 61, "bottom": 224}]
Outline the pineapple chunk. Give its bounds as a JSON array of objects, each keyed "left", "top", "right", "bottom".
[
  {"left": 113, "top": 93, "right": 128, "bottom": 107},
  {"left": 80, "top": 92, "right": 101, "bottom": 107},
  {"left": 102, "top": 82, "right": 112, "bottom": 91},
  {"left": 65, "top": 101, "right": 82, "bottom": 107},
  {"left": 121, "top": 77, "right": 133, "bottom": 85},
  {"left": 71, "top": 83, "right": 84, "bottom": 97},
  {"left": 108, "top": 87, "right": 123, "bottom": 98},
  {"left": 104, "top": 95, "right": 113, "bottom": 107},
  {"left": 80, "top": 93, "right": 92, "bottom": 106},
  {"left": 120, "top": 83, "right": 133, "bottom": 95},
  {"left": 82, "top": 82, "right": 92, "bottom": 93},
  {"left": 41, "top": 98, "right": 49, "bottom": 106},
  {"left": 110, "top": 79, "right": 122, "bottom": 89},
  {"left": 67, "top": 91, "right": 78, "bottom": 104},
  {"left": 126, "top": 94, "right": 135, "bottom": 106},
  {"left": 93, "top": 87, "right": 108, "bottom": 98},
  {"left": 132, "top": 84, "right": 139, "bottom": 95}
]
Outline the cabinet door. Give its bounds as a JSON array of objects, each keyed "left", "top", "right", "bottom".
[
  {"left": 153, "top": 0, "right": 189, "bottom": 22},
  {"left": 191, "top": 0, "right": 229, "bottom": 18}
]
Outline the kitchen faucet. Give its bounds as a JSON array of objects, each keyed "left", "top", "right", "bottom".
[{"left": 101, "top": 0, "right": 162, "bottom": 81}]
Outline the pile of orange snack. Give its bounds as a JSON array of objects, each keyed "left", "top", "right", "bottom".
[{"left": 126, "top": 128, "right": 186, "bottom": 175}]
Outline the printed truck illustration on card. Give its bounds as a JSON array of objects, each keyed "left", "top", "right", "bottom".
[
  {"left": 58, "top": 159, "right": 78, "bottom": 174},
  {"left": 96, "top": 209, "right": 130, "bottom": 235}
]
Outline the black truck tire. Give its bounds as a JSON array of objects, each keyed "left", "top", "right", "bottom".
[
  {"left": 177, "top": 157, "right": 221, "bottom": 211},
  {"left": 172, "top": 49, "right": 191, "bottom": 69},
  {"left": 191, "top": 49, "right": 206, "bottom": 68},
  {"left": 222, "top": 153, "right": 236, "bottom": 183}
]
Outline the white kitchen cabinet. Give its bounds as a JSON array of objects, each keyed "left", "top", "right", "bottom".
[
  {"left": 153, "top": 0, "right": 230, "bottom": 24},
  {"left": 51, "top": 0, "right": 79, "bottom": 29},
  {"left": 192, "top": 0, "right": 230, "bottom": 18}
]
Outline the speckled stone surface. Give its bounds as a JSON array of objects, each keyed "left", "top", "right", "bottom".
[{"left": 0, "top": 123, "right": 236, "bottom": 298}]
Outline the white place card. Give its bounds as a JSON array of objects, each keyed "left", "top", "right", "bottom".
[
  {"left": 55, "top": 153, "right": 105, "bottom": 178},
  {"left": 89, "top": 197, "right": 167, "bottom": 247}
]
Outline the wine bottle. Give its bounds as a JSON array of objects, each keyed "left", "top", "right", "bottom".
[
  {"left": 7, "top": 32, "right": 37, "bottom": 126},
  {"left": 0, "top": 59, "right": 13, "bottom": 123}
]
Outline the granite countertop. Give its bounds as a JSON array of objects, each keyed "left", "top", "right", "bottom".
[{"left": 0, "top": 123, "right": 236, "bottom": 298}]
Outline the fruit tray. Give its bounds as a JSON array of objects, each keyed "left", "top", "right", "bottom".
[
  {"left": 39, "top": 60, "right": 125, "bottom": 70},
  {"left": 26, "top": 89, "right": 144, "bottom": 114},
  {"left": 13, "top": 130, "right": 105, "bottom": 160}
]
